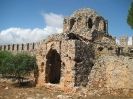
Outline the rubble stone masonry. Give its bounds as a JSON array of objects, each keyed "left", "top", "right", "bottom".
[
  {"left": 0, "top": 8, "right": 133, "bottom": 96},
  {"left": 120, "top": 36, "right": 128, "bottom": 47}
]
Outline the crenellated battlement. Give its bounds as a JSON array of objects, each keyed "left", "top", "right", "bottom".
[
  {"left": 0, "top": 35, "right": 133, "bottom": 54},
  {"left": 0, "top": 41, "right": 41, "bottom": 55},
  {"left": 1, "top": 43, "right": 36, "bottom": 51},
  {"left": 0, "top": 39, "right": 45, "bottom": 55},
  {"left": 119, "top": 35, "right": 133, "bottom": 46}
]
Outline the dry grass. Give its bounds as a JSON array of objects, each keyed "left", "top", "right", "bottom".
[{"left": 0, "top": 81, "right": 132, "bottom": 99}]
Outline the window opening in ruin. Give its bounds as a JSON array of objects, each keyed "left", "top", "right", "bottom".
[
  {"left": 27, "top": 43, "right": 29, "bottom": 50},
  {"left": 104, "top": 21, "right": 106, "bottom": 31},
  {"left": 45, "top": 49, "right": 61, "bottom": 84},
  {"left": 116, "top": 47, "right": 121, "bottom": 56},
  {"left": 41, "top": 62, "right": 44, "bottom": 66},
  {"left": 8, "top": 45, "right": 10, "bottom": 50},
  {"left": 98, "top": 47, "right": 103, "bottom": 51},
  {"left": 4, "top": 45, "right": 6, "bottom": 50},
  {"left": 68, "top": 33, "right": 80, "bottom": 40},
  {"left": 41, "top": 62, "right": 44, "bottom": 72},
  {"left": 22, "top": 44, "right": 24, "bottom": 50},
  {"left": 88, "top": 18, "right": 92, "bottom": 29},
  {"left": 12, "top": 44, "right": 14, "bottom": 50},
  {"left": 70, "top": 19, "right": 75, "bottom": 30},
  {"left": 130, "top": 50, "right": 133, "bottom": 53},
  {"left": 33, "top": 43, "right": 34, "bottom": 49},
  {"left": 130, "top": 49, "right": 133, "bottom": 53},
  {"left": 34, "top": 43, "right": 36, "bottom": 49},
  {"left": 17, "top": 44, "right": 19, "bottom": 50},
  {"left": 95, "top": 17, "right": 100, "bottom": 29}
]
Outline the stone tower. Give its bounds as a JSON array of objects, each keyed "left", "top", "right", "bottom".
[
  {"left": 63, "top": 8, "right": 108, "bottom": 43},
  {"left": 120, "top": 36, "right": 128, "bottom": 46}
]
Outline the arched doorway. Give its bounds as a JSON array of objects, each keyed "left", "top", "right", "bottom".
[{"left": 45, "top": 49, "right": 61, "bottom": 84}]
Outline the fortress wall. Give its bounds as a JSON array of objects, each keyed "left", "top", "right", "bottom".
[
  {"left": 0, "top": 36, "right": 133, "bottom": 55},
  {"left": 0, "top": 42, "right": 38, "bottom": 55},
  {"left": 120, "top": 36, "right": 128, "bottom": 47}
]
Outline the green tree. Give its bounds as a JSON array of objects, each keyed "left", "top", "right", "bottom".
[
  {"left": 0, "top": 51, "right": 36, "bottom": 83},
  {"left": 0, "top": 51, "right": 14, "bottom": 76},
  {"left": 127, "top": 1, "right": 133, "bottom": 29},
  {"left": 13, "top": 53, "right": 36, "bottom": 83}
]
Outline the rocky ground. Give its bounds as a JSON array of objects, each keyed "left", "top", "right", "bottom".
[{"left": 0, "top": 77, "right": 132, "bottom": 99}]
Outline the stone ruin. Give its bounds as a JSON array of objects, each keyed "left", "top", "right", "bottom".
[
  {"left": 120, "top": 36, "right": 128, "bottom": 47},
  {"left": 0, "top": 42, "right": 38, "bottom": 55},
  {"left": 35, "top": 8, "right": 133, "bottom": 96},
  {"left": 0, "top": 8, "right": 133, "bottom": 96}
]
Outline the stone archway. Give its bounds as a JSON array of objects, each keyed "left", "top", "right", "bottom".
[{"left": 45, "top": 49, "right": 61, "bottom": 84}]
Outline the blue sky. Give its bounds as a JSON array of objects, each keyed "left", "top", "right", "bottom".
[{"left": 0, "top": 0, "right": 133, "bottom": 45}]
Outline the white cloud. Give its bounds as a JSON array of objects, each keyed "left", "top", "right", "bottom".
[
  {"left": 128, "top": 36, "right": 132, "bottom": 45},
  {"left": 0, "top": 13, "right": 63, "bottom": 45},
  {"left": 42, "top": 12, "right": 64, "bottom": 28}
]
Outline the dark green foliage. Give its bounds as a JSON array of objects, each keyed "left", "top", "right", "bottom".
[
  {"left": 127, "top": 1, "right": 133, "bottom": 29},
  {"left": 0, "top": 51, "right": 36, "bottom": 83},
  {"left": 0, "top": 51, "right": 14, "bottom": 75},
  {"left": 13, "top": 53, "right": 36, "bottom": 83}
]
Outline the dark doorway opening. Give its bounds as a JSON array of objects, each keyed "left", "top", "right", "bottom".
[{"left": 45, "top": 49, "right": 61, "bottom": 84}]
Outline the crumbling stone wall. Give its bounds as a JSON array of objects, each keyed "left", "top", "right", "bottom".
[
  {"left": 74, "top": 41, "right": 94, "bottom": 87},
  {"left": 63, "top": 8, "right": 107, "bottom": 33},
  {"left": 63, "top": 8, "right": 108, "bottom": 44},
  {"left": 0, "top": 8, "right": 133, "bottom": 96},
  {"left": 120, "top": 36, "right": 128, "bottom": 47},
  {"left": 36, "top": 36, "right": 94, "bottom": 91},
  {"left": 60, "top": 40, "right": 76, "bottom": 90},
  {"left": 87, "top": 56, "right": 133, "bottom": 96},
  {"left": 36, "top": 8, "right": 127, "bottom": 94}
]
